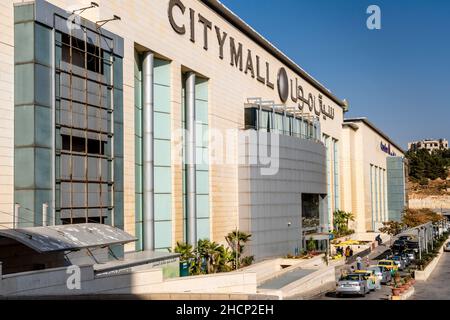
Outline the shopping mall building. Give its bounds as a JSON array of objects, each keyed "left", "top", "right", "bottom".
[{"left": 0, "top": 0, "right": 408, "bottom": 260}]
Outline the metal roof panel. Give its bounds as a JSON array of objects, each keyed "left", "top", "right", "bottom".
[{"left": 0, "top": 224, "right": 136, "bottom": 253}]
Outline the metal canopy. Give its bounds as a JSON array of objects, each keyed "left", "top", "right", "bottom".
[{"left": 0, "top": 223, "right": 136, "bottom": 253}]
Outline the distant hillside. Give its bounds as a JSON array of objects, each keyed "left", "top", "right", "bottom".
[
  {"left": 408, "top": 177, "right": 450, "bottom": 197},
  {"left": 408, "top": 175, "right": 450, "bottom": 210}
]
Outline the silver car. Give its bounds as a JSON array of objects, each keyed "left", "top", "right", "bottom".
[
  {"left": 336, "top": 274, "right": 370, "bottom": 297},
  {"left": 368, "top": 266, "right": 392, "bottom": 285},
  {"left": 405, "top": 251, "right": 415, "bottom": 262},
  {"left": 391, "top": 256, "right": 406, "bottom": 270},
  {"left": 444, "top": 243, "right": 450, "bottom": 252}
]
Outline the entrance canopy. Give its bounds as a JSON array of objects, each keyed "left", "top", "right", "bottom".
[
  {"left": 0, "top": 223, "right": 136, "bottom": 253},
  {"left": 306, "top": 233, "right": 332, "bottom": 241}
]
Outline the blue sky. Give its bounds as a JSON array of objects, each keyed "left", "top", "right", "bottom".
[{"left": 220, "top": 0, "right": 450, "bottom": 149}]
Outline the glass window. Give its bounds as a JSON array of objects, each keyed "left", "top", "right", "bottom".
[
  {"left": 14, "top": 4, "right": 34, "bottom": 23},
  {"left": 302, "top": 193, "right": 320, "bottom": 229},
  {"left": 154, "top": 139, "right": 171, "bottom": 166},
  {"left": 35, "top": 23, "right": 52, "bottom": 66},
  {"left": 61, "top": 33, "right": 104, "bottom": 74},
  {"left": 154, "top": 84, "right": 171, "bottom": 113},
  {"left": 155, "top": 221, "right": 172, "bottom": 249},
  {"left": 154, "top": 112, "right": 171, "bottom": 140},
  {"left": 14, "top": 22, "right": 34, "bottom": 64},
  {"left": 196, "top": 195, "right": 210, "bottom": 218},
  {"left": 155, "top": 194, "right": 172, "bottom": 221},
  {"left": 259, "top": 110, "right": 271, "bottom": 132},
  {"left": 154, "top": 167, "right": 171, "bottom": 193},
  {"left": 15, "top": 63, "right": 34, "bottom": 105},
  {"left": 196, "top": 218, "right": 210, "bottom": 240},
  {"left": 244, "top": 108, "right": 257, "bottom": 130}
]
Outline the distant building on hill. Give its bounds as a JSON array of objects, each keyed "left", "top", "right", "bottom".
[{"left": 408, "top": 139, "right": 448, "bottom": 153}]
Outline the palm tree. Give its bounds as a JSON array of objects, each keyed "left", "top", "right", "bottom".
[
  {"left": 171, "top": 241, "right": 194, "bottom": 262},
  {"left": 333, "top": 210, "right": 347, "bottom": 232},
  {"left": 343, "top": 211, "right": 355, "bottom": 230},
  {"left": 333, "top": 210, "right": 355, "bottom": 233},
  {"left": 225, "top": 230, "right": 253, "bottom": 270}
]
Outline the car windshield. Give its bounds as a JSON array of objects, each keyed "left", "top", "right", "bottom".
[
  {"left": 379, "top": 261, "right": 391, "bottom": 266},
  {"left": 343, "top": 275, "right": 361, "bottom": 281}
]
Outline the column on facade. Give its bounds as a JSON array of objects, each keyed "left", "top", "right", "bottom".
[
  {"left": 142, "top": 52, "right": 155, "bottom": 250},
  {"left": 185, "top": 72, "right": 197, "bottom": 246}
]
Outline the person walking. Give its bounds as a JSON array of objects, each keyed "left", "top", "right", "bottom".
[
  {"left": 375, "top": 234, "right": 383, "bottom": 246},
  {"left": 345, "top": 246, "right": 351, "bottom": 257},
  {"left": 356, "top": 256, "right": 362, "bottom": 270}
]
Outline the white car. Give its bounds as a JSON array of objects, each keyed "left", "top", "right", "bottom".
[
  {"left": 444, "top": 243, "right": 450, "bottom": 252},
  {"left": 336, "top": 274, "right": 370, "bottom": 297}
]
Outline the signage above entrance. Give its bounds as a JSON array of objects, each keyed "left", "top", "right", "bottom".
[
  {"left": 167, "top": 0, "right": 335, "bottom": 120},
  {"left": 380, "top": 141, "right": 397, "bottom": 156}
]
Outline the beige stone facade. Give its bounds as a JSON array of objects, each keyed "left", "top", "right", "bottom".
[
  {"left": 0, "top": 0, "right": 406, "bottom": 257},
  {"left": 342, "top": 118, "right": 406, "bottom": 232}
]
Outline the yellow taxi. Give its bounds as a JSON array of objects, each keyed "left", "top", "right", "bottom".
[{"left": 377, "top": 260, "right": 399, "bottom": 272}]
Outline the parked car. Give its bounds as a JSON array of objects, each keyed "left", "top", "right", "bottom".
[
  {"left": 391, "top": 255, "right": 406, "bottom": 270},
  {"left": 377, "top": 260, "right": 399, "bottom": 272},
  {"left": 444, "top": 243, "right": 450, "bottom": 252},
  {"left": 336, "top": 274, "right": 370, "bottom": 297},
  {"left": 354, "top": 270, "right": 381, "bottom": 290},
  {"left": 400, "top": 252, "right": 411, "bottom": 266},
  {"left": 404, "top": 250, "right": 415, "bottom": 262},
  {"left": 406, "top": 240, "right": 419, "bottom": 252},
  {"left": 392, "top": 240, "right": 407, "bottom": 253},
  {"left": 368, "top": 266, "right": 392, "bottom": 285}
]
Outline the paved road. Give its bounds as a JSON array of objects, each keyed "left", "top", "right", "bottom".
[
  {"left": 314, "top": 285, "right": 392, "bottom": 300},
  {"left": 411, "top": 252, "right": 450, "bottom": 300},
  {"left": 313, "top": 244, "right": 393, "bottom": 300}
]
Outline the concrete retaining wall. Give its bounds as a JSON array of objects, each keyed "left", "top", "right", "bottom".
[
  {"left": 409, "top": 197, "right": 450, "bottom": 210},
  {"left": 0, "top": 265, "right": 163, "bottom": 296},
  {"left": 0, "top": 263, "right": 257, "bottom": 296},
  {"left": 146, "top": 272, "right": 257, "bottom": 294}
]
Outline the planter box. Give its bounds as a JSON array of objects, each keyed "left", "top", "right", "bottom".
[{"left": 391, "top": 286, "right": 415, "bottom": 300}]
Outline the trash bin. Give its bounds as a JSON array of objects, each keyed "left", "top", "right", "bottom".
[{"left": 180, "top": 261, "right": 190, "bottom": 277}]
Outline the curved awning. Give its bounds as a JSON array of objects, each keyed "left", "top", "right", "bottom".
[{"left": 0, "top": 223, "right": 136, "bottom": 253}]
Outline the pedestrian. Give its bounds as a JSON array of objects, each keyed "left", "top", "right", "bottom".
[
  {"left": 350, "top": 265, "right": 355, "bottom": 273},
  {"left": 375, "top": 234, "right": 382, "bottom": 246},
  {"left": 356, "top": 256, "right": 362, "bottom": 270},
  {"left": 345, "top": 246, "right": 351, "bottom": 258},
  {"left": 349, "top": 248, "right": 354, "bottom": 257},
  {"left": 365, "top": 256, "right": 370, "bottom": 268}
]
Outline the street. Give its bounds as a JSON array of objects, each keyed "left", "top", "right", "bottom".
[
  {"left": 312, "top": 244, "right": 394, "bottom": 300},
  {"left": 411, "top": 252, "right": 450, "bottom": 300}
]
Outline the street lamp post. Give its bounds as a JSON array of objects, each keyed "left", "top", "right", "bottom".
[{"left": 417, "top": 227, "right": 422, "bottom": 261}]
